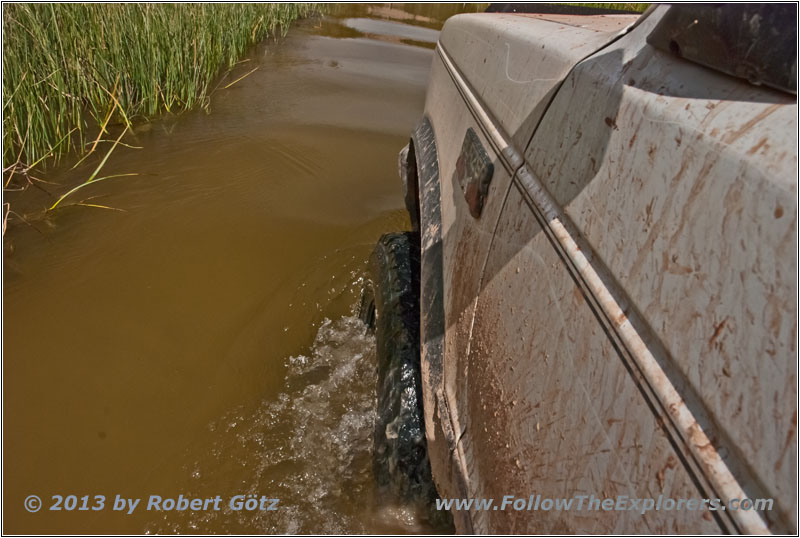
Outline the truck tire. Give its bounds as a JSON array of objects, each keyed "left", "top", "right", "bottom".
[{"left": 360, "top": 232, "right": 437, "bottom": 505}]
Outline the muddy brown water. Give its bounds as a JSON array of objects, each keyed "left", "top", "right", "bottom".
[{"left": 3, "top": 4, "right": 483, "bottom": 534}]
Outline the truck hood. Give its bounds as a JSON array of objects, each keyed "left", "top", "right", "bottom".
[{"left": 437, "top": 12, "right": 640, "bottom": 150}]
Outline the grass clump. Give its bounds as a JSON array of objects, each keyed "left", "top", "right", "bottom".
[
  {"left": 565, "top": 3, "right": 650, "bottom": 12},
  {"left": 2, "top": 3, "right": 320, "bottom": 176}
]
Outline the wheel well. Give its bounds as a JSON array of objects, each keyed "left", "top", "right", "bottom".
[{"left": 405, "top": 140, "right": 421, "bottom": 232}]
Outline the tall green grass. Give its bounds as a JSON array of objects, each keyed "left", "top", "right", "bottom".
[
  {"left": 565, "top": 3, "right": 650, "bottom": 12},
  {"left": 2, "top": 3, "right": 319, "bottom": 175}
]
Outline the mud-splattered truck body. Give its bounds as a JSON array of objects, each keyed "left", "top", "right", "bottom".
[{"left": 397, "top": 4, "right": 797, "bottom": 533}]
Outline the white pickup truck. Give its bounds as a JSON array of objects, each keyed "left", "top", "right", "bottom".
[{"left": 362, "top": 4, "right": 797, "bottom": 534}]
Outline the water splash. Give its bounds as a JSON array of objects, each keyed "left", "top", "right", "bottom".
[{"left": 149, "top": 316, "right": 438, "bottom": 534}]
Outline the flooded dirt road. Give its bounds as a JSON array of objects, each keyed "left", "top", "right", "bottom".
[{"left": 3, "top": 4, "right": 481, "bottom": 533}]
